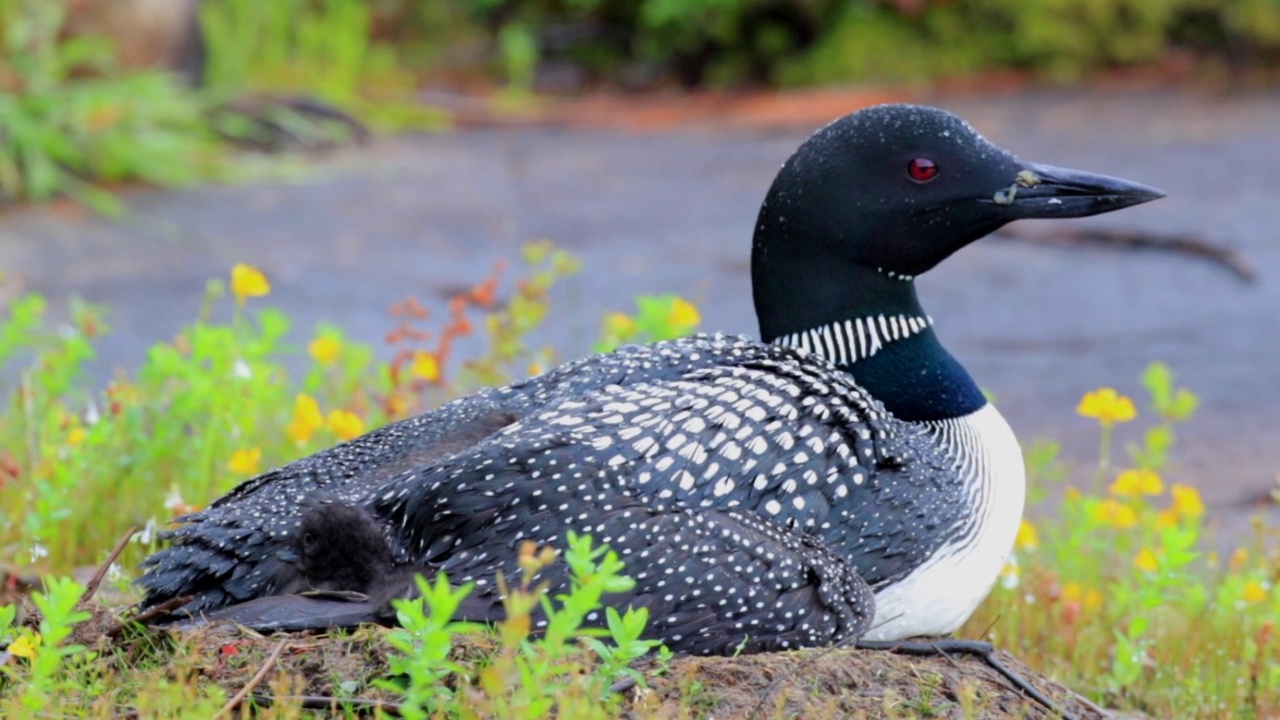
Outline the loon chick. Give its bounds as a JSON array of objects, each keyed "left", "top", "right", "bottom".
[
  {"left": 280, "top": 502, "right": 395, "bottom": 596},
  {"left": 192, "top": 502, "right": 429, "bottom": 633},
  {"left": 140, "top": 104, "right": 1161, "bottom": 653}
]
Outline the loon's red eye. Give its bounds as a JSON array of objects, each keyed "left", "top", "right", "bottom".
[{"left": 908, "top": 157, "right": 938, "bottom": 182}]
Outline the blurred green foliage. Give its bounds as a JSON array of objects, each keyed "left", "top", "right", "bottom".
[
  {"left": 394, "top": 0, "right": 1280, "bottom": 87},
  {"left": 0, "top": 0, "right": 220, "bottom": 213},
  {"left": 199, "top": 0, "right": 448, "bottom": 132}
]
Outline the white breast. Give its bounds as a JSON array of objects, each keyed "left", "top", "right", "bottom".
[{"left": 861, "top": 402, "right": 1025, "bottom": 641}]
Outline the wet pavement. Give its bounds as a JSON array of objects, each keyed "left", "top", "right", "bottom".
[{"left": 0, "top": 88, "right": 1276, "bottom": 544}]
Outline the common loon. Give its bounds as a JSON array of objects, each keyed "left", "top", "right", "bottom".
[{"left": 140, "top": 104, "right": 1161, "bottom": 655}]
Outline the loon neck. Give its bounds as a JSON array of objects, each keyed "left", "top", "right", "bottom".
[{"left": 759, "top": 267, "right": 985, "bottom": 423}]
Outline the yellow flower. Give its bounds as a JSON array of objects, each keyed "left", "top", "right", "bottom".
[
  {"left": 287, "top": 393, "right": 325, "bottom": 445},
  {"left": 1110, "top": 468, "right": 1163, "bottom": 498},
  {"left": 605, "top": 312, "right": 636, "bottom": 337},
  {"left": 308, "top": 336, "right": 342, "bottom": 365},
  {"left": 227, "top": 447, "right": 262, "bottom": 475},
  {"left": 410, "top": 351, "right": 441, "bottom": 382},
  {"left": 1170, "top": 483, "right": 1205, "bottom": 518},
  {"left": 668, "top": 297, "right": 701, "bottom": 329},
  {"left": 999, "top": 557, "right": 1020, "bottom": 590},
  {"left": 8, "top": 633, "right": 40, "bottom": 660},
  {"left": 1091, "top": 498, "right": 1138, "bottom": 529},
  {"left": 1062, "top": 583, "right": 1104, "bottom": 612},
  {"left": 1155, "top": 509, "right": 1179, "bottom": 529},
  {"left": 1076, "top": 387, "right": 1137, "bottom": 427},
  {"left": 67, "top": 427, "right": 87, "bottom": 446},
  {"left": 1243, "top": 580, "right": 1269, "bottom": 604},
  {"left": 1134, "top": 548, "right": 1159, "bottom": 572},
  {"left": 230, "top": 264, "right": 270, "bottom": 302},
  {"left": 1015, "top": 519, "right": 1039, "bottom": 551},
  {"left": 1229, "top": 548, "right": 1249, "bottom": 571},
  {"left": 327, "top": 409, "right": 365, "bottom": 441}
]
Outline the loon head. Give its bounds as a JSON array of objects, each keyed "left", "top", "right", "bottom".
[{"left": 751, "top": 103, "right": 1163, "bottom": 343}]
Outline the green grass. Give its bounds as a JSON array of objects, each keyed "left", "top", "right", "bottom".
[{"left": 0, "top": 245, "right": 1275, "bottom": 717}]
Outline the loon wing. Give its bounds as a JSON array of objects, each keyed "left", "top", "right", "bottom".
[{"left": 139, "top": 402, "right": 522, "bottom": 611}]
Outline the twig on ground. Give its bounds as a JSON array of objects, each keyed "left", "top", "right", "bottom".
[
  {"left": 105, "top": 595, "right": 193, "bottom": 638},
  {"left": 996, "top": 225, "right": 1257, "bottom": 283},
  {"left": 249, "top": 693, "right": 403, "bottom": 716},
  {"left": 214, "top": 638, "right": 288, "bottom": 719},
  {"left": 608, "top": 676, "right": 638, "bottom": 694},
  {"left": 79, "top": 525, "right": 137, "bottom": 606}
]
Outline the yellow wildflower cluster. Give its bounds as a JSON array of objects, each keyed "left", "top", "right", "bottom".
[
  {"left": 284, "top": 393, "right": 366, "bottom": 446},
  {"left": 1091, "top": 498, "right": 1138, "bottom": 528},
  {"left": 1110, "top": 468, "right": 1163, "bottom": 497},
  {"left": 1061, "top": 582, "right": 1104, "bottom": 612},
  {"left": 1092, "top": 466, "right": 1206, "bottom": 532},
  {"left": 1077, "top": 387, "right": 1137, "bottom": 427}
]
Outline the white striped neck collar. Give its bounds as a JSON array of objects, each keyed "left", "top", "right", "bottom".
[{"left": 771, "top": 313, "right": 934, "bottom": 365}]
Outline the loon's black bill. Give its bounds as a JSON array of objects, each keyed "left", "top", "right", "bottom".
[{"left": 990, "top": 162, "right": 1165, "bottom": 219}]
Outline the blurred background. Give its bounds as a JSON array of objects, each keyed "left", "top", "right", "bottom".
[{"left": 1, "top": 0, "right": 1278, "bottom": 546}]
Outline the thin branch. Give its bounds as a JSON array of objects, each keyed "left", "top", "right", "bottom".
[
  {"left": 249, "top": 693, "right": 403, "bottom": 717},
  {"left": 214, "top": 638, "right": 288, "bottom": 719},
  {"left": 997, "top": 225, "right": 1258, "bottom": 284},
  {"left": 105, "top": 595, "right": 193, "bottom": 638},
  {"left": 79, "top": 525, "right": 137, "bottom": 606}
]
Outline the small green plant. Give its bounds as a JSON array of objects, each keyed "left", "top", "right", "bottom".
[
  {"left": 379, "top": 574, "right": 483, "bottom": 719},
  {"left": 1, "top": 577, "right": 91, "bottom": 715},
  {"left": 380, "top": 532, "right": 659, "bottom": 719}
]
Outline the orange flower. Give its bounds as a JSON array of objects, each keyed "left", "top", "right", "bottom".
[
  {"left": 327, "top": 409, "right": 365, "bottom": 441},
  {"left": 385, "top": 392, "right": 412, "bottom": 419},
  {"left": 1091, "top": 499, "right": 1138, "bottom": 529},
  {"left": 1229, "top": 548, "right": 1250, "bottom": 571},
  {"left": 227, "top": 447, "right": 262, "bottom": 475},
  {"left": 1110, "top": 468, "right": 1163, "bottom": 498},
  {"left": 308, "top": 336, "right": 342, "bottom": 365},
  {"left": 1076, "top": 387, "right": 1137, "bottom": 427},
  {"left": 410, "top": 351, "right": 441, "bottom": 382},
  {"left": 287, "top": 393, "right": 325, "bottom": 445}
]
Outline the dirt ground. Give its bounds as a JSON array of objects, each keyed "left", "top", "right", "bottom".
[{"left": 45, "top": 602, "right": 1109, "bottom": 719}]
